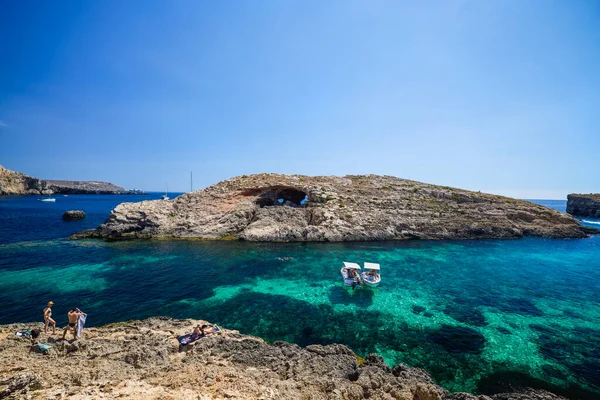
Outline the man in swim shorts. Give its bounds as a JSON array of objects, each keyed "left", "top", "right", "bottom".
[
  {"left": 43, "top": 301, "right": 56, "bottom": 334},
  {"left": 62, "top": 308, "right": 85, "bottom": 340}
]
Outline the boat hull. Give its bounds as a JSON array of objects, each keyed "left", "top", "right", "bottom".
[
  {"left": 361, "top": 272, "right": 380, "bottom": 287},
  {"left": 341, "top": 268, "right": 358, "bottom": 286}
]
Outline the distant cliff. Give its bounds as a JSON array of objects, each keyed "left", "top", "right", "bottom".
[
  {"left": 0, "top": 165, "right": 44, "bottom": 195},
  {"left": 74, "top": 173, "right": 596, "bottom": 241},
  {"left": 0, "top": 165, "right": 133, "bottom": 195},
  {"left": 567, "top": 194, "right": 600, "bottom": 217}
]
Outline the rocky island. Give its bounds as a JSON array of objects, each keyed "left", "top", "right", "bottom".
[
  {"left": 566, "top": 194, "right": 600, "bottom": 218},
  {"left": 0, "top": 317, "right": 568, "bottom": 399},
  {"left": 0, "top": 165, "right": 139, "bottom": 195},
  {"left": 74, "top": 173, "right": 596, "bottom": 241}
]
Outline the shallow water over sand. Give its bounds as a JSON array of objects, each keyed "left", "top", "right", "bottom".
[{"left": 0, "top": 195, "right": 599, "bottom": 397}]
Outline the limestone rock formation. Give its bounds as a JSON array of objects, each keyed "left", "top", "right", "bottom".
[
  {"left": 62, "top": 210, "right": 86, "bottom": 220},
  {"left": 0, "top": 165, "right": 43, "bottom": 195},
  {"left": 0, "top": 165, "right": 132, "bottom": 195},
  {"left": 567, "top": 194, "right": 600, "bottom": 218},
  {"left": 0, "top": 317, "right": 569, "bottom": 400},
  {"left": 44, "top": 180, "right": 129, "bottom": 194},
  {"left": 74, "top": 173, "right": 595, "bottom": 241}
]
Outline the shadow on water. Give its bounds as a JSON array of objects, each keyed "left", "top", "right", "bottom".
[{"left": 328, "top": 286, "right": 374, "bottom": 308}]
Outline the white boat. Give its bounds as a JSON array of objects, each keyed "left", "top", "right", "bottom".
[
  {"left": 361, "top": 262, "right": 381, "bottom": 287},
  {"left": 341, "top": 262, "right": 362, "bottom": 287},
  {"left": 161, "top": 183, "right": 169, "bottom": 200},
  {"left": 39, "top": 196, "right": 56, "bottom": 202}
]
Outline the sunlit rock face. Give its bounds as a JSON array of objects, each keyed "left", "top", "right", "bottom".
[
  {"left": 74, "top": 173, "right": 593, "bottom": 241},
  {"left": 0, "top": 165, "right": 43, "bottom": 195}
]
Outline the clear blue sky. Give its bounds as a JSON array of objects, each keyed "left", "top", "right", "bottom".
[{"left": 1, "top": 1, "right": 599, "bottom": 198}]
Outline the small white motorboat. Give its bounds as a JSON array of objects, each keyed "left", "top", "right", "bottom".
[
  {"left": 341, "top": 261, "right": 362, "bottom": 287},
  {"left": 39, "top": 197, "right": 56, "bottom": 202},
  {"left": 361, "top": 262, "right": 381, "bottom": 288}
]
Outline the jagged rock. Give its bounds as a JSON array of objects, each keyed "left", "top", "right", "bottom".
[
  {"left": 0, "top": 373, "right": 43, "bottom": 399},
  {"left": 567, "top": 193, "right": 600, "bottom": 217},
  {"left": 75, "top": 173, "right": 593, "bottom": 241},
  {"left": 62, "top": 210, "right": 86, "bottom": 220},
  {"left": 0, "top": 318, "right": 572, "bottom": 400}
]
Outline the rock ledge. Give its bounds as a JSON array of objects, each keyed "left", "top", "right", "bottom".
[{"left": 0, "top": 317, "right": 569, "bottom": 400}]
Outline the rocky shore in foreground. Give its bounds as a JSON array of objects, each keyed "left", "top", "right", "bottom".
[
  {"left": 567, "top": 194, "right": 600, "bottom": 218},
  {"left": 0, "top": 165, "right": 137, "bottom": 195},
  {"left": 0, "top": 317, "right": 567, "bottom": 400},
  {"left": 74, "top": 173, "right": 596, "bottom": 241}
]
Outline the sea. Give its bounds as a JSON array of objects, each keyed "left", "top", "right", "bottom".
[{"left": 0, "top": 194, "right": 599, "bottom": 398}]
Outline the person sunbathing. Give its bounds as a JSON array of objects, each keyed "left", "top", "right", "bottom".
[{"left": 191, "top": 326, "right": 202, "bottom": 338}]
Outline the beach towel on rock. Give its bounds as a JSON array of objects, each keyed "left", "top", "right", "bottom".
[
  {"left": 178, "top": 334, "right": 202, "bottom": 345},
  {"left": 32, "top": 343, "right": 52, "bottom": 353},
  {"left": 76, "top": 313, "right": 87, "bottom": 339}
]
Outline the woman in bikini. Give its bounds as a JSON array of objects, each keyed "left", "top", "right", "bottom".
[{"left": 43, "top": 301, "right": 56, "bottom": 334}]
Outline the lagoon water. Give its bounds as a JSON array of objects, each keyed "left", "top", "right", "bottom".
[{"left": 1, "top": 195, "right": 599, "bottom": 398}]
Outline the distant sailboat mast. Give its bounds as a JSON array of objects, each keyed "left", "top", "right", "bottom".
[{"left": 161, "top": 182, "right": 169, "bottom": 200}]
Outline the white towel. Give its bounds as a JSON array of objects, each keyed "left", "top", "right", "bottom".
[{"left": 76, "top": 313, "right": 87, "bottom": 339}]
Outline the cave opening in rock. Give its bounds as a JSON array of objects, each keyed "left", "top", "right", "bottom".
[{"left": 254, "top": 187, "right": 308, "bottom": 208}]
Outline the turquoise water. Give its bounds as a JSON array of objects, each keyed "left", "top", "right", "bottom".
[{"left": 0, "top": 196, "right": 599, "bottom": 398}]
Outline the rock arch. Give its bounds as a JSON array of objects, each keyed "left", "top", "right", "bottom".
[{"left": 249, "top": 186, "right": 308, "bottom": 208}]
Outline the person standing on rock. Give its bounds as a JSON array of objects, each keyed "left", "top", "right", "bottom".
[
  {"left": 43, "top": 301, "right": 56, "bottom": 334},
  {"left": 62, "top": 308, "right": 85, "bottom": 340}
]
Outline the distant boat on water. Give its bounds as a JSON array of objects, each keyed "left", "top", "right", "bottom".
[
  {"left": 161, "top": 183, "right": 169, "bottom": 200},
  {"left": 39, "top": 195, "right": 56, "bottom": 202}
]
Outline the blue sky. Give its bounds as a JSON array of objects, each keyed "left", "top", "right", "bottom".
[{"left": 1, "top": 1, "right": 599, "bottom": 198}]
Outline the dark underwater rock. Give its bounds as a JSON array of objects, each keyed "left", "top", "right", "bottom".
[
  {"left": 62, "top": 210, "right": 86, "bottom": 220},
  {"left": 498, "top": 298, "right": 544, "bottom": 317},
  {"left": 428, "top": 324, "right": 486, "bottom": 355},
  {"left": 477, "top": 370, "right": 597, "bottom": 400},
  {"left": 443, "top": 305, "right": 488, "bottom": 327},
  {"left": 412, "top": 305, "right": 427, "bottom": 314}
]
